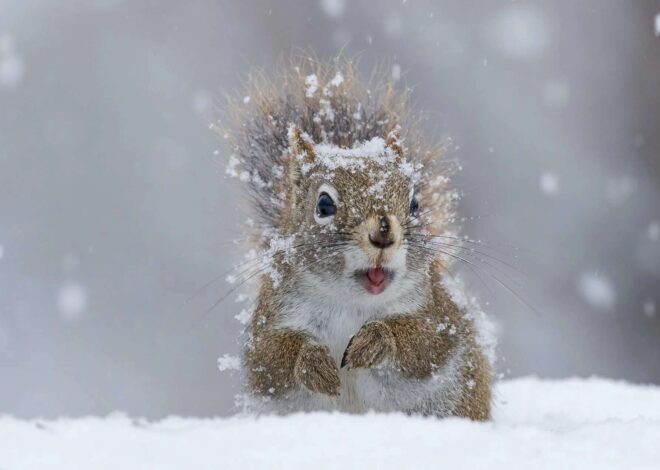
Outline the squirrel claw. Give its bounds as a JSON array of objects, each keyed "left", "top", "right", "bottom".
[
  {"left": 342, "top": 321, "right": 396, "bottom": 370},
  {"left": 340, "top": 338, "right": 353, "bottom": 368},
  {"left": 294, "top": 343, "right": 341, "bottom": 397}
]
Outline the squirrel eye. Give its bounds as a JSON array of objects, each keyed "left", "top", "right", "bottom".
[
  {"left": 410, "top": 195, "right": 420, "bottom": 217},
  {"left": 316, "top": 192, "right": 336, "bottom": 218}
]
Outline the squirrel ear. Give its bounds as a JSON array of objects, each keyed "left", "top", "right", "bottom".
[
  {"left": 288, "top": 124, "right": 315, "bottom": 163},
  {"left": 386, "top": 127, "right": 404, "bottom": 163}
]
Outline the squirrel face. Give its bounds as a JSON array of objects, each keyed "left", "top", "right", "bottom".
[{"left": 284, "top": 126, "right": 430, "bottom": 307}]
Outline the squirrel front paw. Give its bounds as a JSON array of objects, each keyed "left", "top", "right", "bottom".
[
  {"left": 341, "top": 321, "right": 396, "bottom": 370},
  {"left": 294, "top": 343, "right": 341, "bottom": 397}
]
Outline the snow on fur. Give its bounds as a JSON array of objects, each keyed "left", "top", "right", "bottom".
[
  {"left": 2, "top": 377, "right": 659, "bottom": 469},
  {"left": 219, "top": 59, "right": 455, "bottom": 295},
  {"left": 219, "top": 58, "right": 447, "bottom": 244}
]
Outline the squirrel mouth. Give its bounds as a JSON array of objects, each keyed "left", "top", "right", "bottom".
[{"left": 356, "top": 267, "right": 393, "bottom": 295}]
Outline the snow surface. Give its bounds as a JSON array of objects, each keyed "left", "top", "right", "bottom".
[{"left": 2, "top": 377, "right": 659, "bottom": 469}]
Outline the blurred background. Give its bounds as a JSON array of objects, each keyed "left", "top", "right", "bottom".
[{"left": 0, "top": 0, "right": 658, "bottom": 419}]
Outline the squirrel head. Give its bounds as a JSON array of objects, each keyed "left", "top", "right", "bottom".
[
  {"left": 222, "top": 60, "right": 456, "bottom": 309},
  {"left": 281, "top": 124, "right": 434, "bottom": 306}
]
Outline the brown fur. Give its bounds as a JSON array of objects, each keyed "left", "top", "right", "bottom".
[
  {"left": 219, "top": 56, "right": 450, "bottom": 246},
  {"left": 246, "top": 267, "right": 492, "bottom": 420},
  {"left": 295, "top": 342, "right": 341, "bottom": 397},
  {"left": 340, "top": 269, "right": 491, "bottom": 420},
  {"left": 224, "top": 56, "right": 492, "bottom": 420},
  {"left": 341, "top": 321, "right": 397, "bottom": 370}
]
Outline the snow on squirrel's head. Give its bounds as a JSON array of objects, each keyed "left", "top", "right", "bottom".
[
  {"left": 222, "top": 59, "right": 458, "bottom": 307},
  {"left": 281, "top": 124, "right": 447, "bottom": 306}
]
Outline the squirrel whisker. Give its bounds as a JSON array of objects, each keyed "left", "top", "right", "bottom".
[
  {"left": 196, "top": 245, "right": 354, "bottom": 326},
  {"left": 405, "top": 235, "right": 524, "bottom": 276},
  {"left": 408, "top": 241, "right": 536, "bottom": 314}
]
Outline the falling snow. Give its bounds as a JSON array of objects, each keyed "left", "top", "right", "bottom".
[
  {"left": 191, "top": 90, "right": 211, "bottom": 116},
  {"left": 0, "top": 34, "right": 24, "bottom": 89},
  {"left": 304, "top": 74, "right": 318, "bottom": 98},
  {"left": 217, "top": 354, "right": 241, "bottom": 371},
  {"left": 648, "top": 221, "right": 660, "bottom": 241},
  {"left": 328, "top": 71, "right": 344, "bottom": 88},
  {"left": 383, "top": 14, "right": 403, "bottom": 37},
  {"left": 577, "top": 273, "right": 616, "bottom": 311},
  {"left": 226, "top": 154, "right": 240, "bottom": 178},
  {"left": 643, "top": 300, "right": 656, "bottom": 318},
  {"left": 234, "top": 307, "right": 253, "bottom": 325},
  {"left": 491, "top": 6, "right": 549, "bottom": 59},
  {"left": 392, "top": 64, "right": 401, "bottom": 82},
  {"left": 57, "top": 282, "right": 88, "bottom": 320},
  {"left": 539, "top": 172, "right": 559, "bottom": 195},
  {"left": 319, "top": 0, "right": 345, "bottom": 19}
]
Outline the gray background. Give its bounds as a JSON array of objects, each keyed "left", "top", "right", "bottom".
[{"left": 0, "top": 0, "right": 658, "bottom": 419}]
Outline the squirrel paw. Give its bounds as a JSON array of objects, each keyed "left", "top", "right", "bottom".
[
  {"left": 294, "top": 343, "right": 341, "bottom": 397},
  {"left": 341, "top": 321, "right": 396, "bottom": 370}
]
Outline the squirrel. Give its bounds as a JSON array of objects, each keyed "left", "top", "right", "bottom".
[{"left": 220, "top": 58, "right": 493, "bottom": 420}]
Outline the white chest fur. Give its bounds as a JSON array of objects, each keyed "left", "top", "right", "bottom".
[{"left": 274, "top": 295, "right": 465, "bottom": 415}]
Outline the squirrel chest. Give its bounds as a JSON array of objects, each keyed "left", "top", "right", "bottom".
[{"left": 264, "top": 288, "right": 470, "bottom": 416}]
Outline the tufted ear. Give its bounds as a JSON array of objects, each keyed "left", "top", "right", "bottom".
[
  {"left": 386, "top": 127, "right": 403, "bottom": 163},
  {"left": 286, "top": 124, "right": 316, "bottom": 202},
  {"left": 288, "top": 124, "right": 315, "bottom": 163}
]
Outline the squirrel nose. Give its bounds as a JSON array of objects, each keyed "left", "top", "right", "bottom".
[{"left": 369, "top": 216, "right": 395, "bottom": 249}]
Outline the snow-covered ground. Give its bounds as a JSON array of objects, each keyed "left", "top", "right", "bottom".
[{"left": 2, "top": 377, "right": 659, "bottom": 469}]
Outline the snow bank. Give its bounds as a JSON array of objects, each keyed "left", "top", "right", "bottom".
[{"left": 1, "top": 377, "right": 659, "bottom": 469}]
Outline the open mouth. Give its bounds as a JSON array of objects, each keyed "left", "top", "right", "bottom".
[{"left": 356, "top": 267, "right": 394, "bottom": 295}]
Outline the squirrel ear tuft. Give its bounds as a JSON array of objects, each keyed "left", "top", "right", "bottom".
[
  {"left": 386, "top": 127, "right": 404, "bottom": 163},
  {"left": 288, "top": 124, "right": 315, "bottom": 163}
]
